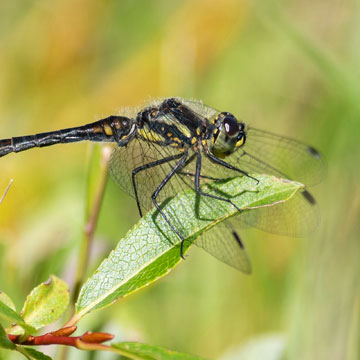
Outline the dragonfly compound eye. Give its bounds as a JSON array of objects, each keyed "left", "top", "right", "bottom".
[{"left": 223, "top": 114, "right": 239, "bottom": 137}]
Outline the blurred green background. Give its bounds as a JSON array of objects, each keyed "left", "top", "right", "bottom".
[{"left": 0, "top": 0, "right": 359, "bottom": 359}]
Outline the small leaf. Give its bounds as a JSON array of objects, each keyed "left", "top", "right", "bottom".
[
  {"left": 112, "top": 342, "right": 207, "bottom": 360},
  {"left": 76, "top": 175, "right": 303, "bottom": 318},
  {"left": 0, "top": 301, "right": 36, "bottom": 334},
  {"left": 17, "top": 347, "right": 52, "bottom": 360},
  {"left": 21, "top": 275, "right": 69, "bottom": 330},
  {"left": 0, "top": 323, "right": 15, "bottom": 350},
  {"left": 0, "top": 291, "right": 16, "bottom": 312},
  {"left": 80, "top": 332, "right": 114, "bottom": 343},
  {"left": 50, "top": 326, "right": 77, "bottom": 337}
]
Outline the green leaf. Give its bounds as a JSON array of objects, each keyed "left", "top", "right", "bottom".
[
  {"left": 0, "top": 323, "right": 15, "bottom": 350},
  {"left": 0, "top": 292, "right": 16, "bottom": 312},
  {"left": 21, "top": 275, "right": 69, "bottom": 330},
  {"left": 76, "top": 175, "right": 303, "bottom": 318},
  {"left": 17, "top": 347, "right": 52, "bottom": 360},
  {"left": 111, "top": 342, "right": 207, "bottom": 360},
  {"left": 0, "top": 301, "right": 35, "bottom": 334}
]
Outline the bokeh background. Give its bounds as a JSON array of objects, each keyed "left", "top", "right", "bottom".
[{"left": 0, "top": 1, "right": 359, "bottom": 359}]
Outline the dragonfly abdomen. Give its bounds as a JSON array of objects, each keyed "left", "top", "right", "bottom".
[{"left": 0, "top": 116, "right": 134, "bottom": 157}]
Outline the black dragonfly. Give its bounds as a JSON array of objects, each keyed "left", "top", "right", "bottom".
[{"left": 0, "top": 98, "right": 326, "bottom": 272}]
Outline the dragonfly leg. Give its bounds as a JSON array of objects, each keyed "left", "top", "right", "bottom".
[
  {"left": 205, "top": 151, "right": 259, "bottom": 184},
  {"left": 240, "top": 150, "right": 317, "bottom": 206},
  {"left": 194, "top": 151, "right": 242, "bottom": 212},
  {"left": 132, "top": 153, "right": 184, "bottom": 217},
  {"left": 175, "top": 150, "right": 217, "bottom": 180},
  {"left": 151, "top": 150, "right": 189, "bottom": 259}
]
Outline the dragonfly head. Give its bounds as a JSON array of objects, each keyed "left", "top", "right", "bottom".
[{"left": 210, "top": 112, "right": 246, "bottom": 158}]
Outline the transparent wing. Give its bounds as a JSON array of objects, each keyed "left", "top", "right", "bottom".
[
  {"left": 195, "top": 220, "right": 252, "bottom": 273},
  {"left": 241, "top": 191, "right": 320, "bottom": 236},
  {"left": 241, "top": 127, "right": 326, "bottom": 186},
  {"left": 179, "top": 98, "right": 218, "bottom": 120},
  {"left": 196, "top": 126, "right": 325, "bottom": 237},
  {"left": 110, "top": 138, "right": 193, "bottom": 213}
]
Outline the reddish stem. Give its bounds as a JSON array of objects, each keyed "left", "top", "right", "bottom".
[{"left": 8, "top": 327, "right": 114, "bottom": 348}]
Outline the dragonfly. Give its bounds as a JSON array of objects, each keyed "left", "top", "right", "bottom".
[{"left": 0, "top": 98, "right": 325, "bottom": 273}]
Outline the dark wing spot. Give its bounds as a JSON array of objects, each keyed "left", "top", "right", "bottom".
[
  {"left": 232, "top": 231, "right": 245, "bottom": 249},
  {"left": 307, "top": 146, "right": 321, "bottom": 159},
  {"left": 301, "top": 190, "right": 317, "bottom": 205}
]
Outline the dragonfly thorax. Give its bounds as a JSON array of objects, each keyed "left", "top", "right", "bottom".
[{"left": 210, "top": 112, "right": 246, "bottom": 158}]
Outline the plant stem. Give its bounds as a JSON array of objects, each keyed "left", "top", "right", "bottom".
[
  {"left": 0, "top": 179, "right": 13, "bottom": 204},
  {"left": 72, "top": 145, "right": 112, "bottom": 305},
  {"left": 8, "top": 327, "right": 113, "bottom": 347}
]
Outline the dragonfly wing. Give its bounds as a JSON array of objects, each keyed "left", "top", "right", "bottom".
[
  {"left": 239, "top": 190, "right": 320, "bottom": 236},
  {"left": 195, "top": 219, "right": 252, "bottom": 273},
  {"left": 180, "top": 98, "right": 218, "bottom": 120},
  {"left": 205, "top": 126, "right": 326, "bottom": 237},
  {"left": 109, "top": 138, "right": 195, "bottom": 214},
  {"left": 241, "top": 127, "right": 326, "bottom": 187}
]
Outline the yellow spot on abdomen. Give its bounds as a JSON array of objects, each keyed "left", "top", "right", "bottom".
[
  {"left": 104, "top": 124, "right": 113, "bottom": 136},
  {"left": 92, "top": 126, "right": 103, "bottom": 134}
]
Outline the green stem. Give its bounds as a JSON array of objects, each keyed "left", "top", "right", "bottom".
[{"left": 72, "top": 145, "right": 112, "bottom": 304}]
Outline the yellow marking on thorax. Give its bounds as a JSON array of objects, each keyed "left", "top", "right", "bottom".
[
  {"left": 138, "top": 128, "right": 164, "bottom": 143},
  {"left": 173, "top": 123, "right": 191, "bottom": 138},
  {"left": 212, "top": 129, "right": 219, "bottom": 144}
]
